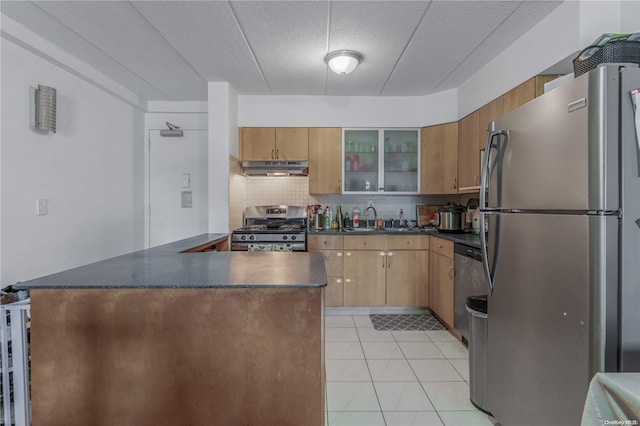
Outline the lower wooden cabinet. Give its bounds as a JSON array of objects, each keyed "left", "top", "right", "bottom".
[
  {"left": 308, "top": 235, "right": 344, "bottom": 307},
  {"left": 308, "top": 234, "right": 429, "bottom": 307},
  {"left": 343, "top": 249, "right": 386, "bottom": 306},
  {"left": 386, "top": 235, "right": 429, "bottom": 307},
  {"left": 429, "top": 237, "right": 455, "bottom": 327},
  {"left": 325, "top": 276, "right": 344, "bottom": 307}
]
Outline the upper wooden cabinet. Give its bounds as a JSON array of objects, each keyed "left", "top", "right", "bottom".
[
  {"left": 309, "top": 128, "right": 342, "bottom": 195},
  {"left": 477, "top": 97, "right": 504, "bottom": 151},
  {"left": 275, "top": 128, "right": 309, "bottom": 160},
  {"left": 421, "top": 122, "right": 459, "bottom": 195},
  {"left": 502, "top": 75, "right": 559, "bottom": 115},
  {"left": 241, "top": 128, "right": 275, "bottom": 161},
  {"left": 241, "top": 127, "right": 308, "bottom": 161},
  {"left": 457, "top": 110, "right": 480, "bottom": 192}
]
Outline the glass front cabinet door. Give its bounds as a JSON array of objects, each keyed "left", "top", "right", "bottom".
[{"left": 343, "top": 128, "right": 420, "bottom": 194}]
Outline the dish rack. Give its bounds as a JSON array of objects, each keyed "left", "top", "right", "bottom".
[
  {"left": 0, "top": 301, "right": 31, "bottom": 425},
  {"left": 573, "top": 40, "right": 640, "bottom": 76}
]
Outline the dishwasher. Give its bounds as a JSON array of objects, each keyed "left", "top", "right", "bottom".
[{"left": 453, "top": 242, "right": 488, "bottom": 343}]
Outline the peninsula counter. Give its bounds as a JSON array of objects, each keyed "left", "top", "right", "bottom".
[{"left": 17, "top": 234, "right": 327, "bottom": 426}]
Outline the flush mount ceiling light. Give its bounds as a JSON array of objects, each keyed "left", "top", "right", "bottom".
[{"left": 324, "top": 50, "right": 363, "bottom": 75}]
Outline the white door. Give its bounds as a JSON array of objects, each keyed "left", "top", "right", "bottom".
[{"left": 149, "top": 129, "right": 208, "bottom": 247}]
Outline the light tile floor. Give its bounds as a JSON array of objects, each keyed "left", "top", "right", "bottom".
[{"left": 325, "top": 314, "right": 496, "bottom": 426}]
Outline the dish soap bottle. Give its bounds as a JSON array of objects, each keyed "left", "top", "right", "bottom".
[
  {"left": 324, "top": 206, "right": 331, "bottom": 230},
  {"left": 399, "top": 209, "right": 405, "bottom": 227},
  {"left": 353, "top": 207, "right": 360, "bottom": 228}
]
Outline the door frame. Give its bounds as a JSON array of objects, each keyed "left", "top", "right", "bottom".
[{"left": 144, "top": 117, "right": 207, "bottom": 248}]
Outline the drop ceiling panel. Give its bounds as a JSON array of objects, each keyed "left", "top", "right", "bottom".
[
  {"left": 437, "top": 1, "right": 563, "bottom": 90},
  {"left": 1, "top": 1, "right": 566, "bottom": 100},
  {"left": 325, "top": 1, "right": 430, "bottom": 95},
  {"left": 382, "top": 1, "right": 521, "bottom": 95},
  {"left": 34, "top": 1, "right": 206, "bottom": 100},
  {"left": 1, "top": 1, "right": 167, "bottom": 100},
  {"left": 231, "top": 1, "right": 329, "bottom": 94},
  {"left": 132, "top": 1, "right": 269, "bottom": 95}
]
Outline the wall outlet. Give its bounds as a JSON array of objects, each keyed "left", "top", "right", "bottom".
[
  {"left": 36, "top": 198, "right": 48, "bottom": 216},
  {"left": 367, "top": 199, "right": 374, "bottom": 208}
]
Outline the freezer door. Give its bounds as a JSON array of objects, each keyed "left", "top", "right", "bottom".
[
  {"left": 485, "top": 212, "right": 612, "bottom": 426},
  {"left": 487, "top": 65, "right": 625, "bottom": 211},
  {"left": 619, "top": 66, "right": 640, "bottom": 371}
]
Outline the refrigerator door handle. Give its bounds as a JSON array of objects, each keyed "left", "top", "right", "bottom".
[
  {"left": 480, "top": 127, "right": 507, "bottom": 211},
  {"left": 480, "top": 127, "right": 506, "bottom": 294},
  {"left": 480, "top": 212, "right": 493, "bottom": 294}
]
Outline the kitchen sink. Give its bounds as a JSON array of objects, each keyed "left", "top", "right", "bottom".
[{"left": 344, "top": 227, "right": 379, "bottom": 232}]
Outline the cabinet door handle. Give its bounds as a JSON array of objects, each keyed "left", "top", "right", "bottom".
[
  {"left": 337, "top": 252, "right": 343, "bottom": 257},
  {"left": 448, "top": 266, "right": 454, "bottom": 279},
  {"left": 336, "top": 278, "right": 342, "bottom": 284},
  {"left": 271, "top": 149, "right": 275, "bottom": 160},
  {"left": 453, "top": 177, "right": 457, "bottom": 190},
  {"left": 388, "top": 252, "right": 393, "bottom": 268},
  {"left": 276, "top": 149, "right": 279, "bottom": 159},
  {"left": 337, "top": 179, "right": 341, "bottom": 193},
  {"left": 345, "top": 278, "right": 352, "bottom": 283},
  {"left": 380, "top": 251, "right": 386, "bottom": 268},
  {"left": 346, "top": 252, "right": 352, "bottom": 256}
]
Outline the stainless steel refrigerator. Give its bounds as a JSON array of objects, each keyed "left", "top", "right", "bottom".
[{"left": 480, "top": 64, "right": 640, "bottom": 426}]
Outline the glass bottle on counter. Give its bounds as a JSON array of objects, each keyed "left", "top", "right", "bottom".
[{"left": 343, "top": 212, "right": 351, "bottom": 228}]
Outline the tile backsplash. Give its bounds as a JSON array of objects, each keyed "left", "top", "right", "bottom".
[
  {"left": 236, "top": 174, "right": 477, "bottom": 223},
  {"left": 244, "top": 176, "right": 319, "bottom": 207}
]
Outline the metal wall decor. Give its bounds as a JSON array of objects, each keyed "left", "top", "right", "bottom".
[{"left": 35, "top": 84, "right": 57, "bottom": 133}]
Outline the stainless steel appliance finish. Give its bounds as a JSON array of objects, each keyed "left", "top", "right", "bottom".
[
  {"left": 453, "top": 243, "right": 487, "bottom": 342},
  {"left": 465, "top": 295, "right": 490, "bottom": 415},
  {"left": 480, "top": 64, "right": 640, "bottom": 426},
  {"left": 242, "top": 161, "right": 308, "bottom": 176},
  {"left": 437, "top": 205, "right": 466, "bottom": 233},
  {"left": 231, "top": 205, "right": 307, "bottom": 251}
]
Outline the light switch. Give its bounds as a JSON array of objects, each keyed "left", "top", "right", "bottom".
[
  {"left": 37, "top": 198, "right": 48, "bottom": 216},
  {"left": 182, "top": 173, "right": 191, "bottom": 188}
]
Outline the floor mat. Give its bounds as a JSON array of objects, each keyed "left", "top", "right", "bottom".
[{"left": 369, "top": 314, "right": 447, "bottom": 331}]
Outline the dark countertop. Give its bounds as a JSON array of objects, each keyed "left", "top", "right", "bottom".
[
  {"left": 432, "top": 231, "right": 481, "bottom": 248},
  {"left": 309, "top": 228, "right": 481, "bottom": 248},
  {"left": 16, "top": 234, "right": 327, "bottom": 290}
]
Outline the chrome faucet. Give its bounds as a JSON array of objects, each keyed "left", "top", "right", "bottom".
[{"left": 366, "top": 206, "right": 377, "bottom": 228}]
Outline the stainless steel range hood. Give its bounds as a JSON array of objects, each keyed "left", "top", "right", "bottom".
[{"left": 242, "top": 161, "right": 309, "bottom": 176}]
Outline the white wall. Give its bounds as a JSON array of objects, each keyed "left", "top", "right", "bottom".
[
  {"left": 458, "top": 0, "right": 631, "bottom": 117},
  {"left": 144, "top": 102, "right": 208, "bottom": 246},
  {"left": 238, "top": 89, "right": 458, "bottom": 127},
  {"left": 208, "top": 82, "right": 238, "bottom": 233},
  {"left": 0, "top": 37, "right": 145, "bottom": 286}
]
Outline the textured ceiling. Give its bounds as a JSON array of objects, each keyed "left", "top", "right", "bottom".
[{"left": 1, "top": 0, "right": 563, "bottom": 101}]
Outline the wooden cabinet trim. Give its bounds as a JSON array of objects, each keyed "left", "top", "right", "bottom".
[
  {"left": 430, "top": 236, "right": 454, "bottom": 258},
  {"left": 386, "top": 235, "right": 429, "bottom": 250},
  {"left": 344, "top": 235, "right": 387, "bottom": 250},
  {"left": 308, "top": 235, "right": 344, "bottom": 250}
]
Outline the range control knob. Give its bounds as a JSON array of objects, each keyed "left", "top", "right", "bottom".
[
  {"left": 241, "top": 235, "right": 247, "bottom": 241},
  {"left": 282, "top": 235, "right": 288, "bottom": 241},
  {"left": 291, "top": 235, "right": 297, "bottom": 241},
  {"left": 249, "top": 235, "right": 255, "bottom": 241}
]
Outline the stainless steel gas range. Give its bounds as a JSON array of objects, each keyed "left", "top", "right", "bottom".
[{"left": 231, "top": 205, "right": 307, "bottom": 252}]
